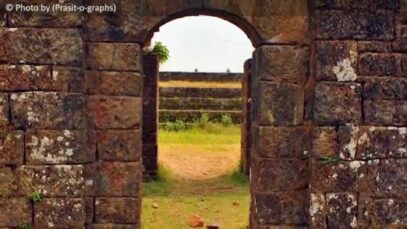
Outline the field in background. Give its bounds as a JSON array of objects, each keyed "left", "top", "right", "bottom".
[{"left": 142, "top": 122, "right": 249, "bottom": 228}]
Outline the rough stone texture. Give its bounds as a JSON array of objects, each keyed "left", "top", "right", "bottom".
[
  {"left": 0, "top": 167, "right": 15, "bottom": 198},
  {"left": 0, "top": 94, "right": 7, "bottom": 127},
  {"left": 0, "top": 131, "right": 24, "bottom": 165},
  {"left": 26, "top": 130, "right": 96, "bottom": 164},
  {"left": 17, "top": 165, "right": 84, "bottom": 197},
  {"left": 315, "top": 0, "right": 400, "bottom": 9},
  {"left": 312, "top": 127, "right": 338, "bottom": 158},
  {"left": 325, "top": 193, "right": 358, "bottom": 228},
  {"left": 10, "top": 92, "right": 86, "bottom": 129},
  {"left": 253, "top": 45, "right": 309, "bottom": 84},
  {"left": 316, "top": 10, "right": 395, "bottom": 40},
  {"left": 87, "top": 43, "right": 141, "bottom": 71},
  {"left": 313, "top": 82, "right": 362, "bottom": 125},
  {"left": 358, "top": 53, "right": 401, "bottom": 76},
  {"left": 366, "top": 159, "right": 407, "bottom": 196},
  {"left": 86, "top": 71, "right": 143, "bottom": 96},
  {"left": 360, "top": 77, "right": 407, "bottom": 100},
  {"left": 254, "top": 82, "right": 304, "bottom": 126},
  {"left": 315, "top": 41, "right": 357, "bottom": 81},
  {"left": 0, "top": 28, "right": 83, "bottom": 65},
  {"left": 34, "top": 198, "right": 85, "bottom": 228},
  {"left": 359, "top": 196, "right": 407, "bottom": 227},
  {"left": 0, "top": 198, "right": 31, "bottom": 227},
  {"left": 87, "top": 96, "right": 141, "bottom": 129},
  {"left": 85, "top": 162, "right": 141, "bottom": 196},
  {"left": 97, "top": 130, "right": 141, "bottom": 162},
  {"left": 253, "top": 126, "right": 311, "bottom": 159},
  {"left": 364, "top": 100, "right": 407, "bottom": 126},
  {"left": 252, "top": 191, "right": 308, "bottom": 225},
  {"left": 95, "top": 198, "right": 140, "bottom": 224}
]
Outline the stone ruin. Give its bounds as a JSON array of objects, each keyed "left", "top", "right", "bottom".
[{"left": 0, "top": 0, "right": 406, "bottom": 228}]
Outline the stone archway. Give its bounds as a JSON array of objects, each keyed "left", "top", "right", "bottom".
[{"left": 2, "top": 0, "right": 404, "bottom": 228}]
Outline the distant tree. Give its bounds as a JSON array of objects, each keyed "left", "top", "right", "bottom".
[
  {"left": 194, "top": 68, "right": 199, "bottom": 72},
  {"left": 226, "top": 68, "right": 231, "bottom": 73},
  {"left": 151, "top": 41, "right": 170, "bottom": 64}
]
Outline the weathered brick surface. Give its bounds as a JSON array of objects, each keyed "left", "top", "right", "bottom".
[
  {"left": 26, "top": 130, "right": 96, "bottom": 164},
  {"left": 0, "top": 131, "right": 24, "bottom": 165},
  {"left": 253, "top": 191, "right": 308, "bottom": 225},
  {"left": 314, "top": 82, "right": 362, "bottom": 125},
  {"left": 254, "top": 82, "right": 304, "bottom": 126},
  {"left": 251, "top": 157, "right": 308, "bottom": 192},
  {"left": 359, "top": 196, "right": 407, "bottom": 227},
  {"left": 253, "top": 126, "right": 311, "bottom": 159},
  {"left": 0, "top": 94, "right": 7, "bottom": 127},
  {"left": 97, "top": 130, "right": 141, "bottom": 161},
  {"left": 95, "top": 197, "right": 140, "bottom": 223},
  {"left": 316, "top": 41, "right": 357, "bottom": 81},
  {"left": 366, "top": 159, "right": 407, "bottom": 196},
  {"left": 316, "top": 11, "right": 394, "bottom": 40},
  {"left": 316, "top": 0, "right": 400, "bottom": 9},
  {"left": 86, "top": 43, "right": 141, "bottom": 71},
  {"left": 34, "top": 198, "right": 85, "bottom": 228},
  {"left": 358, "top": 54, "right": 401, "bottom": 76},
  {"left": 326, "top": 193, "right": 358, "bottom": 228},
  {"left": 364, "top": 100, "right": 407, "bottom": 125},
  {"left": 86, "top": 71, "right": 143, "bottom": 96},
  {"left": 0, "top": 198, "right": 31, "bottom": 227},
  {"left": 87, "top": 96, "right": 141, "bottom": 129},
  {"left": 361, "top": 77, "right": 407, "bottom": 100},
  {"left": 253, "top": 45, "right": 309, "bottom": 84},
  {"left": 358, "top": 41, "right": 392, "bottom": 53},
  {"left": 312, "top": 127, "right": 338, "bottom": 158},
  {"left": 0, "top": 28, "right": 83, "bottom": 65},
  {"left": 10, "top": 92, "right": 86, "bottom": 129},
  {"left": 85, "top": 162, "right": 141, "bottom": 196},
  {"left": 0, "top": 167, "right": 15, "bottom": 198},
  {"left": 17, "top": 165, "right": 84, "bottom": 197}
]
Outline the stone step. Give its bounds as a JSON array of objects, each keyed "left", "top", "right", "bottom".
[
  {"left": 159, "top": 87, "right": 241, "bottom": 98},
  {"left": 159, "top": 98, "right": 242, "bottom": 110},
  {"left": 160, "top": 72, "right": 242, "bottom": 82},
  {"left": 159, "top": 110, "right": 241, "bottom": 123}
]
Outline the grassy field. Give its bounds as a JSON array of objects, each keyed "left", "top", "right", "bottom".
[
  {"left": 142, "top": 124, "right": 249, "bottom": 229},
  {"left": 159, "top": 80, "right": 242, "bottom": 88}
]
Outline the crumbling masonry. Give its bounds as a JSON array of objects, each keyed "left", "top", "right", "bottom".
[{"left": 0, "top": 0, "right": 406, "bottom": 228}]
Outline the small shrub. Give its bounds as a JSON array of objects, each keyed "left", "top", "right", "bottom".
[
  {"left": 221, "top": 114, "right": 233, "bottom": 127},
  {"left": 20, "top": 224, "right": 32, "bottom": 229},
  {"left": 29, "top": 191, "right": 42, "bottom": 203},
  {"left": 162, "top": 119, "right": 187, "bottom": 132},
  {"left": 196, "top": 113, "right": 210, "bottom": 129},
  {"left": 151, "top": 41, "right": 170, "bottom": 64}
]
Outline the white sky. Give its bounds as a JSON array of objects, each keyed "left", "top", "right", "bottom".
[{"left": 151, "top": 16, "right": 254, "bottom": 73}]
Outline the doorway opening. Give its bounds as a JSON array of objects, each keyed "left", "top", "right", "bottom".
[{"left": 141, "top": 15, "right": 254, "bottom": 228}]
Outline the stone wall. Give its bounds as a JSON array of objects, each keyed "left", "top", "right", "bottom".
[{"left": 0, "top": 0, "right": 405, "bottom": 228}]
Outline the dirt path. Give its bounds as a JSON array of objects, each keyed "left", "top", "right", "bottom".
[{"left": 158, "top": 143, "right": 241, "bottom": 180}]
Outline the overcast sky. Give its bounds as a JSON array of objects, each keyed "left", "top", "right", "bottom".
[{"left": 151, "top": 16, "right": 254, "bottom": 73}]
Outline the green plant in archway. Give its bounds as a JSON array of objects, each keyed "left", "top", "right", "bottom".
[{"left": 151, "top": 41, "right": 170, "bottom": 64}]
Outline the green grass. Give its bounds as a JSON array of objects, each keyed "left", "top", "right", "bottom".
[{"left": 159, "top": 124, "right": 241, "bottom": 145}]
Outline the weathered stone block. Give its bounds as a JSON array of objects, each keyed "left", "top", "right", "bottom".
[
  {"left": 253, "top": 191, "right": 308, "bottom": 225},
  {"left": 309, "top": 193, "right": 326, "bottom": 228},
  {"left": 17, "top": 165, "right": 84, "bottom": 197},
  {"left": 313, "top": 82, "right": 362, "bottom": 125},
  {"left": 0, "top": 28, "right": 83, "bottom": 65},
  {"left": 358, "top": 41, "right": 392, "bottom": 53},
  {"left": 326, "top": 193, "right": 358, "bottom": 229},
  {"left": 311, "top": 160, "right": 367, "bottom": 192},
  {"left": 86, "top": 71, "right": 143, "bottom": 96},
  {"left": 10, "top": 92, "right": 86, "bottom": 129},
  {"left": 253, "top": 45, "right": 309, "bottom": 84},
  {"left": 86, "top": 197, "right": 94, "bottom": 224},
  {"left": 0, "top": 131, "right": 24, "bottom": 165},
  {"left": 254, "top": 82, "right": 304, "bottom": 126},
  {"left": 316, "top": 10, "right": 394, "bottom": 40},
  {"left": 0, "top": 198, "right": 31, "bottom": 227},
  {"left": 315, "top": 41, "right": 357, "bottom": 81},
  {"left": 312, "top": 127, "right": 338, "bottom": 158},
  {"left": 0, "top": 94, "right": 7, "bottom": 127},
  {"left": 359, "top": 196, "right": 407, "bottom": 227},
  {"left": 358, "top": 54, "right": 401, "bottom": 76},
  {"left": 315, "top": 0, "right": 400, "bottom": 9},
  {"left": 26, "top": 130, "right": 96, "bottom": 165},
  {"left": 393, "top": 25, "right": 407, "bottom": 51},
  {"left": 253, "top": 126, "right": 311, "bottom": 159},
  {"left": 8, "top": 0, "right": 84, "bottom": 27},
  {"left": 87, "top": 96, "right": 141, "bottom": 129},
  {"left": 34, "top": 198, "right": 85, "bottom": 228},
  {"left": 95, "top": 198, "right": 140, "bottom": 224},
  {"left": 98, "top": 130, "right": 141, "bottom": 161},
  {"left": 251, "top": 158, "right": 308, "bottom": 191},
  {"left": 85, "top": 162, "right": 141, "bottom": 196},
  {"left": 87, "top": 43, "right": 141, "bottom": 71},
  {"left": 361, "top": 77, "right": 407, "bottom": 100},
  {"left": 366, "top": 159, "right": 407, "bottom": 195},
  {"left": 52, "top": 66, "right": 85, "bottom": 93},
  {"left": 0, "top": 167, "right": 15, "bottom": 198},
  {"left": 364, "top": 100, "right": 407, "bottom": 126}
]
